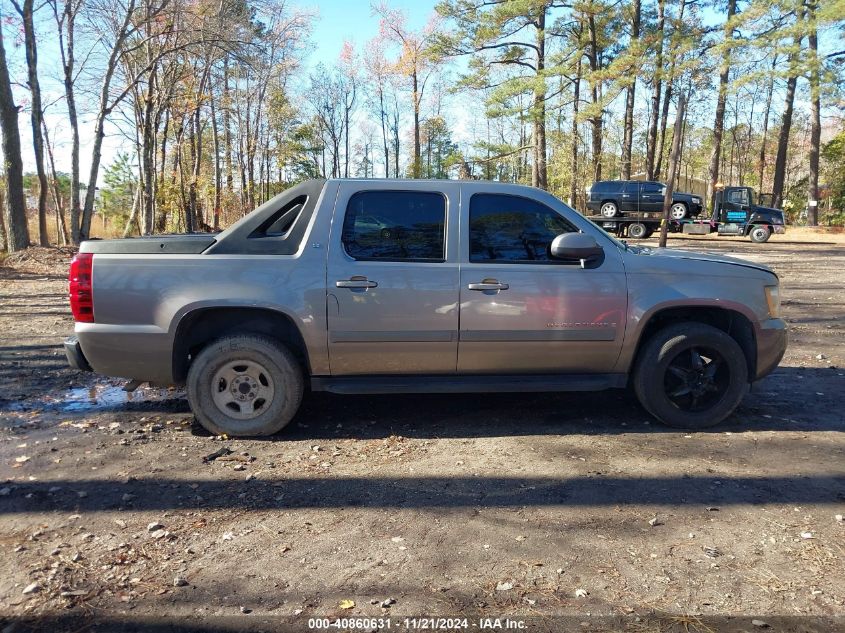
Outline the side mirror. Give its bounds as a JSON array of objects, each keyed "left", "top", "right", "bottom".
[{"left": 550, "top": 233, "right": 603, "bottom": 262}]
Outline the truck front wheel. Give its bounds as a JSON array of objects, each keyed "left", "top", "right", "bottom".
[
  {"left": 749, "top": 225, "right": 771, "bottom": 243},
  {"left": 633, "top": 323, "right": 748, "bottom": 429},
  {"left": 669, "top": 203, "right": 688, "bottom": 220},
  {"left": 187, "top": 334, "right": 304, "bottom": 436}
]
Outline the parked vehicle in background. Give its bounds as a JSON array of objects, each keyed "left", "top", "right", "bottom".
[
  {"left": 65, "top": 179, "right": 787, "bottom": 436},
  {"left": 590, "top": 185, "right": 786, "bottom": 243},
  {"left": 708, "top": 186, "right": 786, "bottom": 243},
  {"left": 585, "top": 180, "right": 703, "bottom": 219}
]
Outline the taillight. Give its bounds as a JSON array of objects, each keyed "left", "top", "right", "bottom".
[{"left": 69, "top": 253, "right": 94, "bottom": 322}]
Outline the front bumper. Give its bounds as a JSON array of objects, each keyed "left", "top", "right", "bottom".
[
  {"left": 773, "top": 225, "right": 786, "bottom": 234},
  {"left": 64, "top": 336, "right": 92, "bottom": 372},
  {"left": 756, "top": 318, "right": 788, "bottom": 380}
]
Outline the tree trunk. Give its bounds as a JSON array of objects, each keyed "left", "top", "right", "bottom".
[
  {"left": 706, "top": 0, "right": 738, "bottom": 207},
  {"left": 659, "top": 94, "right": 686, "bottom": 248},
  {"left": 187, "top": 114, "right": 198, "bottom": 232},
  {"left": 569, "top": 58, "right": 581, "bottom": 209},
  {"left": 412, "top": 70, "right": 421, "bottom": 178},
  {"left": 806, "top": 0, "right": 820, "bottom": 226},
  {"left": 81, "top": 0, "right": 136, "bottom": 240},
  {"left": 57, "top": 0, "right": 82, "bottom": 244},
  {"left": 0, "top": 187, "right": 6, "bottom": 249},
  {"left": 223, "top": 59, "right": 234, "bottom": 192},
  {"left": 122, "top": 186, "right": 141, "bottom": 237},
  {"left": 587, "top": 13, "right": 603, "bottom": 182},
  {"left": 756, "top": 57, "right": 776, "bottom": 192},
  {"left": 620, "top": 0, "right": 640, "bottom": 180},
  {"left": 654, "top": 0, "right": 686, "bottom": 181},
  {"left": 654, "top": 71, "right": 672, "bottom": 180},
  {"left": 211, "top": 91, "right": 222, "bottom": 230},
  {"left": 42, "top": 121, "right": 69, "bottom": 245},
  {"left": 645, "top": 0, "right": 665, "bottom": 180},
  {"left": 771, "top": 12, "right": 804, "bottom": 210},
  {"left": 0, "top": 15, "right": 30, "bottom": 252},
  {"left": 379, "top": 88, "right": 389, "bottom": 178},
  {"left": 532, "top": 8, "right": 548, "bottom": 189},
  {"left": 18, "top": 0, "right": 50, "bottom": 245}
]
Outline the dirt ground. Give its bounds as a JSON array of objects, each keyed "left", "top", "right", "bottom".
[{"left": 1, "top": 234, "right": 843, "bottom": 633}]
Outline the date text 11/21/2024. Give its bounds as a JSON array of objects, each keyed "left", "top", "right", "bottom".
[{"left": 307, "top": 617, "right": 528, "bottom": 630}]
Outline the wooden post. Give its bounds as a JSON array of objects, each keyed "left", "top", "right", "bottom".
[{"left": 659, "top": 94, "right": 686, "bottom": 248}]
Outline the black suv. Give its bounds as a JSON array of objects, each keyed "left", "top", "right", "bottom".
[{"left": 585, "top": 180, "right": 703, "bottom": 219}]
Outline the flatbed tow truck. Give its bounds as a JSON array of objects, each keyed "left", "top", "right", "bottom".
[{"left": 587, "top": 185, "right": 786, "bottom": 244}]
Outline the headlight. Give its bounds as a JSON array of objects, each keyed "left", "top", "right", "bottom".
[
  {"left": 764, "top": 285, "right": 780, "bottom": 317},
  {"left": 692, "top": 197, "right": 701, "bottom": 204}
]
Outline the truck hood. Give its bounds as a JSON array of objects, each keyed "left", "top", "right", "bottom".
[
  {"left": 753, "top": 205, "right": 785, "bottom": 219},
  {"left": 627, "top": 245, "right": 775, "bottom": 276}
]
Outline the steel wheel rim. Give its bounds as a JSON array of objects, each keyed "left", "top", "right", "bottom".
[
  {"left": 663, "top": 346, "right": 730, "bottom": 413},
  {"left": 630, "top": 224, "right": 646, "bottom": 238},
  {"left": 601, "top": 203, "right": 617, "bottom": 217},
  {"left": 670, "top": 204, "right": 686, "bottom": 220},
  {"left": 211, "top": 359, "right": 276, "bottom": 420},
  {"left": 752, "top": 227, "right": 768, "bottom": 241}
]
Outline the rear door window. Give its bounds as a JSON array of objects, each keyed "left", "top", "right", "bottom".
[{"left": 342, "top": 191, "right": 446, "bottom": 262}]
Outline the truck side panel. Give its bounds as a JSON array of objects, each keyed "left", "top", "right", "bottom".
[{"left": 75, "top": 181, "right": 339, "bottom": 383}]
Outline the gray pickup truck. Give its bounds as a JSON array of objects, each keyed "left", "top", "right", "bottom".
[{"left": 65, "top": 179, "right": 787, "bottom": 436}]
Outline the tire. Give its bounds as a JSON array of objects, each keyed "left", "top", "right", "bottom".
[
  {"left": 187, "top": 334, "right": 304, "bottom": 436},
  {"left": 600, "top": 201, "right": 619, "bottom": 218},
  {"left": 633, "top": 323, "right": 748, "bottom": 429},
  {"left": 669, "top": 203, "right": 688, "bottom": 220},
  {"left": 628, "top": 222, "right": 648, "bottom": 239},
  {"left": 749, "top": 225, "right": 771, "bottom": 243}
]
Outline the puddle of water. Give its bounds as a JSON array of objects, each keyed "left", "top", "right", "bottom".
[
  {"left": 3, "top": 382, "right": 186, "bottom": 415},
  {"left": 60, "top": 384, "right": 185, "bottom": 412}
]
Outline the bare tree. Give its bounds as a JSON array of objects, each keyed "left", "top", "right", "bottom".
[
  {"left": 620, "top": 0, "right": 640, "bottom": 180},
  {"left": 374, "top": 2, "right": 441, "bottom": 179},
  {"left": 12, "top": 0, "right": 49, "bottom": 245},
  {"left": 806, "top": 0, "right": 821, "bottom": 226},
  {"left": 659, "top": 93, "right": 685, "bottom": 248},
  {"left": 0, "top": 8, "right": 30, "bottom": 251},
  {"left": 771, "top": 8, "right": 805, "bottom": 210},
  {"left": 645, "top": 0, "right": 665, "bottom": 180},
  {"left": 49, "top": 0, "right": 84, "bottom": 243},
  {"left": 706, "top": 0, "right": 738, "bottom": 206}
]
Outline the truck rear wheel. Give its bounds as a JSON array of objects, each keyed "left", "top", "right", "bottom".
[
  {"left": 628, "top": 222, "right": 648, "bottom": 239},
  {"left": 187, "top": 334, "right": 303, "bottom": 436},
  {"left": 749, "top": 225, "right": 771, "bottom": 243},
  {"left": 633, "top": 323, "right": 748, "bottom": 429}
]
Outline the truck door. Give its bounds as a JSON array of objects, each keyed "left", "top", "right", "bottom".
[
  {"left": 620, "top": 182, "right": 638, "bottom": 212},
  {"left": 722, "top": 187, "right": 751, "bottom": 224},
  {"left": 456, "top": 186, "right": 627, "bottom": 374},
  {"left": 638, "top": 182, "right": 664, "bottom": 213},
  {"left": 326, "top": 182, "right": 460, "bottom": 375}
]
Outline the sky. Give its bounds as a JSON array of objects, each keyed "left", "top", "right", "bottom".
[
  {"left": 4, "top": 0, "right": 440, "bottom": 179},
  {"left": 3, "top": 0, "right": 842, "bottom": 183}
]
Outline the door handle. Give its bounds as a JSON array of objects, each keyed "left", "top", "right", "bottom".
[
  {"left": 336, "top": 277, "right": 378, "bottom": 289},
  {"left": 467, "top": 281, "right": 509, "bottom": 291}
]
